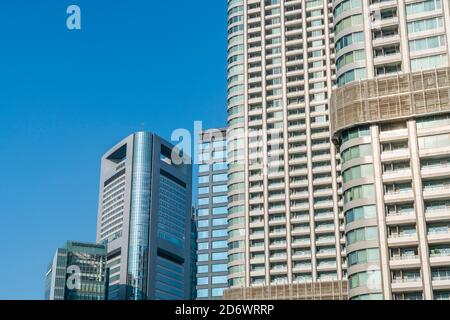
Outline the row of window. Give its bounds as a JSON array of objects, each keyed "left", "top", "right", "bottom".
[
  {"left": 197, "top": 287, "right": 226, "bottom": 298},
  {"left": 197, "top": 275, "right": 228, "bottom": 286},
  {"left": 197, "top": 218, "right": 228, "bottom": 228},
  {"left": 199, "top": 173, "right": 228, "bottom": 184},
  {"left": 198, "top": 264, "right": 227, "bottom": 274},
  {"left": 198, "top": 196, "right": 228, "bottom": 206},
  {"left": 198, "top": 184, "right": 228, "bottom": 195},
  {"left": 198, "top": 229, "right": 228, "bottom": 239},
  {"left": 199, "top": 162, "right": 228, "bottom": 173},
  {"left": 198, "top": 206, "right": 228, "bottom": 216},
  {"left": 197, "top": 240, "right": 228, "bottom": 250},
  {"left": 198, "top": 252, "right": 228, "bottom": 262}
]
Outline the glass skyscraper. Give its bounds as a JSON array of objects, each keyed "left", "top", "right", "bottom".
[
  {"left": 96, "top": 132, "right": 194, "bottom": 300},
  {"left": 45, "top": 241, "right": 108, "bottom": 300},
  {"left": 196, "top": 128, "right": 229, "bottom": 299}
]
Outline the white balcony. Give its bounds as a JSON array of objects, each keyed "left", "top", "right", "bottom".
[
  {"left": 389, "top": 256, "right": 421, "bottom": 269},
  {"left": 391, "top": 278, "right": 423, "bottom": 292}
]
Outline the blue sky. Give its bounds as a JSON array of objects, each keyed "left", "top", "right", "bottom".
[{"left": 0, "top": 0, "right": 227, "bottom": 299}]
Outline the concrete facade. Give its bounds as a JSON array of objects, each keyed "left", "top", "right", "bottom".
[
  {"left": 226, "top": 0, "right": 346, "bottom": 290},
  {"left": 331, "top": 0, "right": 450, "bottom": 300}
]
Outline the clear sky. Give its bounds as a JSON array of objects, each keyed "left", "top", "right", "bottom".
[{"left": 0, "top": 0, "right": 227, "bottom": 300}]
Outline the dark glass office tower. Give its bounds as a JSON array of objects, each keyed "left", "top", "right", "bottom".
[
  {"left": 45, "top": 241, "right": 108, "bottom": 300},
  {"left": 96, "top": 132, "right": 193, "bottom": 300}
]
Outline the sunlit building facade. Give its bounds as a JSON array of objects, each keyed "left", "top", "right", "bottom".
[
  {"left": 330, "top": 0, "right": 450, "bottom": 300},
  {"left": 226, "top": 0, "right": 346, "bottom": 290},
  {"left": 196, "top": 128, "right": 229, "bottom": 299},
  {"left": 96, "top": 132, "right": 193, "bottom": 300},
  {"left": 45, "top": 241, "right": 108, "bottom": 300}
]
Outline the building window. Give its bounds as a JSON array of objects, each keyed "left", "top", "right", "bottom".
[
  {"left": 198, "top": 254, "right": 209, "bottom": 262},
  {"left": 344, "top": 184, "right": 375, "bottom": 203},
  {"left": 347, "top": 226, "right": 378, "bottom": 245},
  {"left": 212, "top": 276, "right": 228, "bottom": 285},
  {"left": 197, "top": 209, "right": 209, "bottom": 217},
  {"left": 341, "top": 126, "right": 370, "bottom": 143},
  {"left": 213, "top": 196, "right": 228, "bottom": 204},
  {"left": 212, "top": 252, "right": 228, "bottom": 261},
  {"left": 198, "top": 187, "right": 209, "bottom": 195},
  {"left": 213, "top": 174, "right": 228, "bottom": 182},
  {"left": 346, "top": 205, "right": 377, "bottom": 224},
  {"left": 212, "top": 185, "right": 228, "bottom": 193},
  {"left": 197, "top": 265, "right": 208, "bottom": 273},
  {"left": 197, "top": 289, "right": 208, "bottom": 298},
  {"left": 212, "top": 240, "right": 228, "bottom": 249},
  {"left": 411, "top": 54, "right": 447, "bottom": 72},
  {"left": 213, "top": 162, "right": 228, "bottom": 171},
  {"left": 342, "top": 144, "right": 372, "bottom": 163},
  {"left": 198, "top": 198, "right": 210, "bottom": 206},
  {"left": 198, "top": 220, "right": 209, "bottom": 228},
  {"left": 198, "top": 231, "right": 209, "bottom": 239},
  {"left": 212, "top": 218, "right": 228, "bottom": 227},
  {"left": 197, "top": 277, "right": 208, "bottom": 285},
  {"left": 349, "top": 270, "right": 381, "bottom": 289},
  {"left": 407, "top": 16, "right": 443, "bottom": 33},
  {"left": 418, "top": 133, "right": 450, "bottom": 149},
  {"left": 343, "top": 164, "right": 374, "bottom": 183},
  {"left": 213, "top": 207, "right": 228, "bottom": 215},
  {"left": 335, "top": 14, "right": 363, "bottom": 34},
  {"left": 211, "top": 288, "right": 225, "bottom": 297},
  {"left": 198, "top": 242, "right": 209, "bottom": 250},
  {"left": 212, "top": 229, "right": 228, "bottom": 237},
  {"left": 212, "top": 264, "right": 228, "bottom": 272},
  {"left": 406, "top": 0, "right": 441, "bottom": 16},
  {"left": 348, "top": 248, "right": 380, "bottom": 266}
]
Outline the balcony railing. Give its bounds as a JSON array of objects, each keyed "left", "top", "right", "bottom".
[
  {"left": 390, "top": 254, "right": 419, "bottom": 261},
  {"left": 392, "top": 277, "right": 421, "bottom": 284},
  {"left": 389, "top": 232, "right": 417, "bottom": 239},
  {"left": 386, "top": 211, "right": 415, "bottom": 217},
  {"left": 430, "top": 250, "right": 450, "bottom": 257}
]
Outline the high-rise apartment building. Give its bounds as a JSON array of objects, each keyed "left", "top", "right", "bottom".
[
  {"left": 196, "top": 128, "right": 229, "bottom": 299},
  {"left": 96, "top": 132, "right": 193, "bottom": 300},
  {"left": 330, "top": 0, "right": 450, "bottom": 300},
  {"left": 45, "top": 241, "right": 108, "bottom": 300},
  {"left": 226, "top": 0, "right": 346, "bottom": 291}
]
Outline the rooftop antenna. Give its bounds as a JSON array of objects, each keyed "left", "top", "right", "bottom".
[{"left": 140, "top": 122, "right": 145, "bottom": 132}]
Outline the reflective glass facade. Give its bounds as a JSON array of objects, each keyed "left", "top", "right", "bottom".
[
  {"left": 97, "top": 132, "right": 193, "bottom": 300},
  {"left": 45, "top": 241, "right": 108, "bottom": 300},
  {"left": 127, "top": 132, "right": 153, "bottom": 300},
  {"left": 196, "top": 128, "right": 229, "bottom": 299}
]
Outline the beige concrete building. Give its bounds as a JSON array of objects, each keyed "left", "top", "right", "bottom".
[
  {"left": 226, "top": 0, "right": 450, "bottom": 301},
  {"left": 226, "top": 0, "right": 346, "bottom": 292},
  {"left": 330, "top": 0, "right": 450, "bottom": 300}
]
